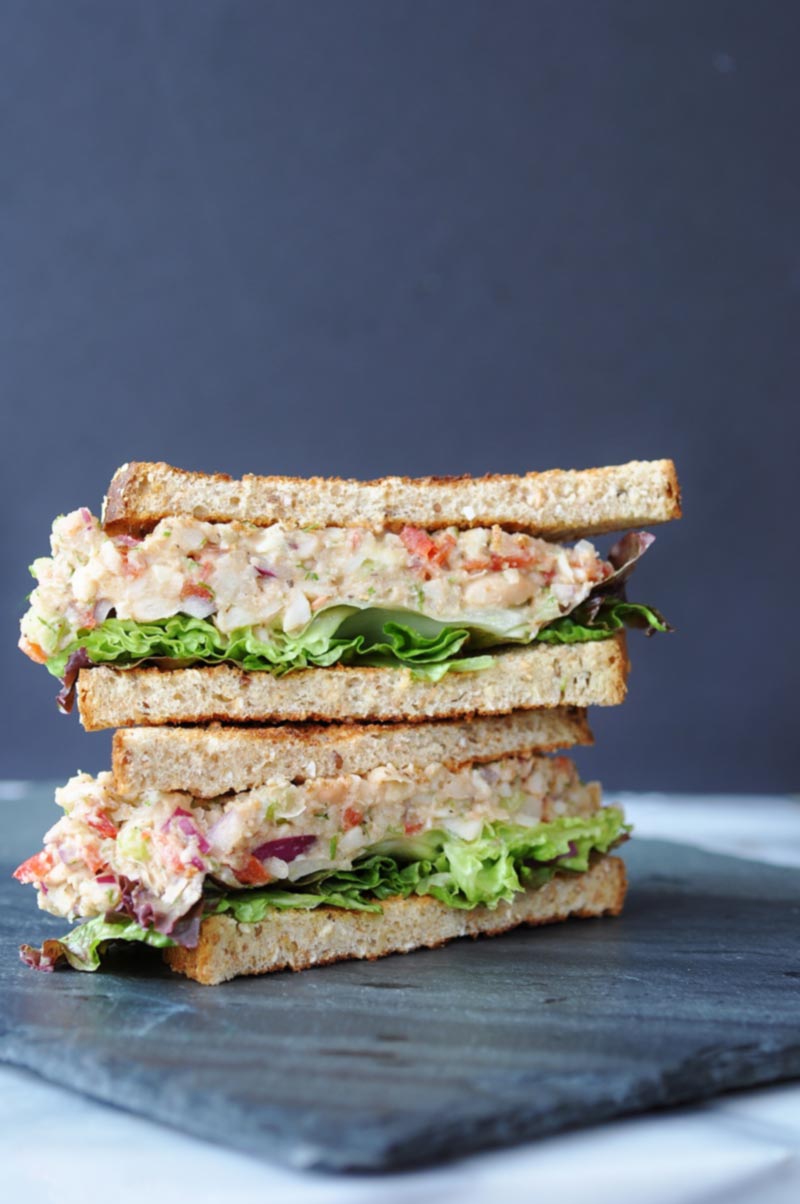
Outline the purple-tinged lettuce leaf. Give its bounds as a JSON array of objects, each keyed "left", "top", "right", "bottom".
[{"left": 55, "top": 647, "right": 92, "bottom": 714}]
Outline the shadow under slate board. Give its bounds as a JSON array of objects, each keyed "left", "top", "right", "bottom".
[{"left": 1, "top": 838, "right": 799, "bottom": 1172}]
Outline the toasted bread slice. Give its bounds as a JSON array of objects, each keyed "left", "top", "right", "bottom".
[
  {"left": 112, "top": 708, "right": 592, "bottom": 797},
  {"left": 164, "top": 854, "right": 627, "bottom": 984},
  {"left": 79, "top": 634, "right": 629, "bottom": 730},
  {"left": 102, "top": 459, "right": 681, "bottom": 538}
]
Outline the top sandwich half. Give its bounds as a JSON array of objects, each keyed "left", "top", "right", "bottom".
[{"left": 20, "top": 458, "right": 679, "bottom": 719}]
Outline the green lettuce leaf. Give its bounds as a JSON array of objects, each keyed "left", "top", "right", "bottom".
[
  {"left": 45, "top": 597, "right": 666, "bottom": 680},
  {"left": 537, "top": 597, "right": 670, "bottom": 645},
  {"left": 20, "top": 914, "right": 175, "bottom": 973},
  {"left": 211, "top": 807, "right": 628, "bottom": 918},
  {"left": 45, "top": 607, "right": 496, "bottom": 680}
]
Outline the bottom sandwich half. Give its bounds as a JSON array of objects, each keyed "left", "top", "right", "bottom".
[
  {"left": 14, "top": 711, "right": 629, "bottom": 984},
  {"left": 166, "top": 855, "right": 626, "bottom": 985}
]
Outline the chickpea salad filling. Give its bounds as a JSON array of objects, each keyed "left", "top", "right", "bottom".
[
  {"left": 20, "top": 511, "right": 668, "bottom": 706},
  {"left": 16, "top": 754, "right": 628, "bottom": 972}
]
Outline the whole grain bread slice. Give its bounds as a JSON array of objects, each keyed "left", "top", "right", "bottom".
[
  {"left": 164, "top": 855, "right": 627, "bottom": 984},
  {"left": 79, "top": 633, "right": 629, "bottom": 730},
  {"left": 112, "top": 707, "right": 592, "bottom": 797},
  {"left": 102, "top": 459, "right": 680, "bottom": 538}
]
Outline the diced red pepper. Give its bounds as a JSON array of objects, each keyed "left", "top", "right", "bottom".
[
  {"left": 404, "top": 820, "right": 424, "bottom": 835},
  {"left": 464, "top": 550, "right": 537, "bottom": 573},
  {"left": 180, "top": 581, "right": 214, "bottom": 601},
  {"left": 343, "top": 806, "right": 364, "bottom": 831},
  {"left": 434, "top": 532, "right": 457, "bottom": 565},
  {"left": 400, "top": 526, "right": 455, "bottom": 571},
  {"left": 87, "top": 813, "right": 118, "bottom": 840},
  {"left": 235, "top": 856, "right": 272, "bottom": 886},
  {"left": 400, "top": 525, "right": 437, "bottom": 560},
  {"left": 489, "top": 551, "right": 533, "bottom": 571},
  {"left": 13, "top": 850, "right": 56, "bottom": 884}
]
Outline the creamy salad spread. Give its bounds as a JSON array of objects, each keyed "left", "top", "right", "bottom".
[
  {"left": 20, "top": 508, "right": 612, "bottom": 664},
  {"left": 16, "top": 755, "right": 600, "bottom": 932}
]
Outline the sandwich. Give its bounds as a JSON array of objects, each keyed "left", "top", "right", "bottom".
[
  {"left": 15, "top": 457, "right": 679, "bottom": 984},
  {"left": 14, "top": 710, "right": 628, "bottom": 984},
  {"left": 19, "top": 459, "right": 679, "bottom": 725}
]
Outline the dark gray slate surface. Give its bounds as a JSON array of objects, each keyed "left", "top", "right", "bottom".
[{"left": 1, "top": 831, "right": 799, "bottom": 1172}]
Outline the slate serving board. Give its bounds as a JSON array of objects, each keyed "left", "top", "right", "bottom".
[{"left": 1, "top": 833, "right": 799, "bottom": 1172}]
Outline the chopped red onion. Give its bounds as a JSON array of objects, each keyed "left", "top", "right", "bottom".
[
  {"left": 253, "top": 835, "right": 317, "bottom": 863},
  {"left": 162, "top": 807, "right": 211, "bottom": 853},
  {"left": 254, "top": 563, "right": 277, "bottom": 579}
]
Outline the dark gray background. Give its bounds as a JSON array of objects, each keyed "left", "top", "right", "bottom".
[{"left": 0, "top": 1, "right": 797, "bottom": 792}]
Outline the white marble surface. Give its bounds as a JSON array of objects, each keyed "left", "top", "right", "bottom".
[{"left": 2, "top": 792, "right": 799, "bottom": 1204}]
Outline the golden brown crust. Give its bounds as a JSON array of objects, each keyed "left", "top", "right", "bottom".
[
  {"left": 101, "top": 461, "right": 146, "bottom": 531},
  {"left": 164, "top": 855, "right": 627, "bottom": 984},
  {"left": 79, "top": 634, "right": 629, "bottom": 730},
  {"left": 111, "top": 708, "right": 593, "bottom": 797},
  {"left": 101, "top": 459, "right": 681, "bottom": 537}
]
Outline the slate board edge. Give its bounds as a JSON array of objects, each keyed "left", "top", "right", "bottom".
[{"left": 2, "top": 1038, "right": 800, "bottom": 1172}]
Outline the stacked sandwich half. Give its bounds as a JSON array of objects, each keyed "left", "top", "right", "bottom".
[{"left": 15, "top": 459, "right": 680, "bottom": 983}]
